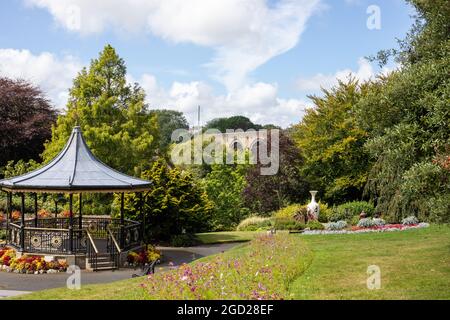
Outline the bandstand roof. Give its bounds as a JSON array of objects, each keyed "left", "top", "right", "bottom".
[{"left": 0, "top": 126, "right": 152, "bottom": 193}]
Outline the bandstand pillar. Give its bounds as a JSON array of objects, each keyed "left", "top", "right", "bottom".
[
  {"left": 139, "top": 192, "right": 145, "bottom": 244},
  {"left": 5, "top": 191, "right": 11, "bottom": 243},
  {"left": 69, "top": 193, "right": 74, "bottom": 254},
  {"left": 78, "top": 193, "right": 83, "bottom": 230},
  {"left": 54, "top": 196, "right": 58, "bottom": 218},
  {"left": 34, "top": 193, "right": 38, "bottom": 227},
  {"left": 20, "top": 193, "right": 25, "bottom": 252},
  {"left": 120, "top": 192, "right": 125, "bottom": 248}
]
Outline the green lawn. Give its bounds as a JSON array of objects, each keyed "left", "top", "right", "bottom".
[
  {"left": 13, "top": 225, "right": 450, "bottom": 300},
  {"left": 290, "top": 225, "right": 450, "bottom": 299},
  {"left": 195, "top": 231, "right": 264, "bottom": 244}
]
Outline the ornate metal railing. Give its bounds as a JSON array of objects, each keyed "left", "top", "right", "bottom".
[
  {"left": 106, "top": 227, "right": 121, "bottom": 269},
  {"left": 119, "top": 219, "right": 141, "bottom": 251},
  {"left": 24, "top": 217, "right": 80, "bottom": 229},
  {"left": 8, "top": 222, "right": 86, "bottom": 255},
  {"left": 86, "top": 230, "right": 98, "bottom": 271},
  {"left": 9, "top": 223, "right": 21, "bottom": 248},
  {"left": 73, "top": 229, "right": 87, "bottom": 254},
  {"left": 6, "top": 216, "right": 140, "bottom": 256},
  {"left": 23, "top": 227, "right": 72, "bottom": 254},
  {"left": 81, "top": 217, "right": 121, "bottom": 239}
]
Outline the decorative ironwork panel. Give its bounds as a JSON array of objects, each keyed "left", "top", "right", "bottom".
[
  {"left": 23, "top": 228, "right": 70, "bottom": 254},
  {"left": 121, "top": 223, "right": 141, "bottom": 250}
]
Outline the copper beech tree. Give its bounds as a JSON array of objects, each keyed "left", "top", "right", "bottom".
[{"left": 0, "top": 77, "right": 56, "bottom": 172}]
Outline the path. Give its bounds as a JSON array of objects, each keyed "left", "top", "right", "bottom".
[{"left": 0, "top": 242, "right": 240, "bottom": 296}]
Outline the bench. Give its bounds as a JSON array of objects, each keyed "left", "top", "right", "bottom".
[{"left": 131, "top": 259, "right": 160, "bottom": 278}]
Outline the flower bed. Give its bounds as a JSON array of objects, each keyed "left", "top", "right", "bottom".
[
  {"left": 140, "top": 234, "right": 310, "bottom": 300},
  {"left": 38, "top": 209, "right": 51, "bottom": 218},
  {"left": 0, "top": 247, "right": 68, "bottom": 274},
  {"left": 303, "top": 223, "right": 430, "bottom": 235},
  {"left": 126, "top": 245, "right": 161, "bottom": 267}
]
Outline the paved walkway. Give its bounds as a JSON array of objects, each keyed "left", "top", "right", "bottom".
[{"left": 0, "top": 242, "right": 240, "bottom": 296}]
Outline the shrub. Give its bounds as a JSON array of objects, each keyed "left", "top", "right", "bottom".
[
  {"left": 357, "top": 218, "right": 386, "bottom": 228},
  {"left": 402, "top": 216, "right": 419, "bottom": 225},
  {"left": 0, "top": 230, "right": 5, "bottom": 241},
  {"left": 330, "top": 201, "right": 375, "bottom": 222},
  {"left": 59, "top": 210, "right": 71, "bottom": 218},
  {"left": 350, "top": 215, "right": 361, "bottom": 226},
  {"left": 118, "top": 160, "right": 213, "bottom": 241},
  {"left": 273, "top": 218, "right": 305, "bottom": 231},
  {"left": 306, "top": 220, "right": 325, "bottom": 230},
  {"left": 293, "top": 206, "right": 308, "bottom": 223},
  {"left": 170, "top": 234, "right": 198, "bottom": 247},
  {"left": 357, "top": 218, "right": 375, "bottom": 228},
  {"left": 317, "top": 203, "right": 332, "bottom": 223},
  {"left": 11, "top": 210, "right": 21, "bottom": 220},
  {"left": 274, "top": 204, "right": 303, "bottom": 219},
  {"left": 275, "top": 202, "right": 332, "bottom": 223},
  {"left": 327, "top": 220, "right": 348, "bottom": 231},
  {"left": 38, "top": 209, "right": 50, "bottom": 218},
  {"left": 236, "top": 216, "right": 273, "bottom": 231},
  {"left": 373, "top": 218, "right": 386, "bottom": 226}
]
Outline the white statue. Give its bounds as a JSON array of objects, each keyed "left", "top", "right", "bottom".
[{"left": 307, "top": 191, "right": 320, "bottom": 221}]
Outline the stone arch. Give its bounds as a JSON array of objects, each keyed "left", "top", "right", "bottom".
[
  {"left": 249, "top": 138, "right": 267, "bottom": 163},
  {"left": 229, "top": 140, "right": 244, "bottom": 152}
]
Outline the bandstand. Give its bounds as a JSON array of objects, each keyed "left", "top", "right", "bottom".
[{"left": 0, "top": 126, "right": 151, "bottom": 271}]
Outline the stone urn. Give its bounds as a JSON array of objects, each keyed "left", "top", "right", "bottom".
[{"left": 307, "top": 191, "right": 320, "bottom": 221}]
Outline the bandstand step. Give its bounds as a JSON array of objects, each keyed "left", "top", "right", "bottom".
[
  {"left": 91, "top": 266, "right": 117, "bottom": 271},
  {"left": 86, "top": 254, "right": 118, "bottom": 271}
]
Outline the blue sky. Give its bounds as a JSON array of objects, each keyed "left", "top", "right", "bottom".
[{"left": 0, "top": 0, "right": 414, "bottom": 127}]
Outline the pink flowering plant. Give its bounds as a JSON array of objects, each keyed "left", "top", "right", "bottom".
[{"left": 140, "top": 234, "right": 310, "bottom": 300}]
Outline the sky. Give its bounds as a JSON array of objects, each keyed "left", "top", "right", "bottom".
[{"left": 0, "top": 0, "right": 415, "bottom": 128}]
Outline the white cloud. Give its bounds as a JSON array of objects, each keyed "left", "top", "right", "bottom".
[
  {"left": 0, "top": 48, "right": 306, "bottom": 128},
  {"left": 134, "top": 74, "right": 310, "bottom": 128},
  {"left": 0, "top": 48, "right": 82, "bottom": 108},
  {"left": 25, "top": 0, "right": 321, "bottom": 90},
  {"left": 296, "top": 57, "right": 391, "bottom": 92},
  {"left": 344, "top": 0, "right": 362, "bottom": 5}
]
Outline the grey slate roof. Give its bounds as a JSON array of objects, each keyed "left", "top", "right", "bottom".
[{"left": 0, "top": 126, "right": 152, "bottom": 193}]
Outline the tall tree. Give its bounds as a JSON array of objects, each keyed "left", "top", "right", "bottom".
[
  {"left": 291, "top": 79, "right": 371, "bottom": 204},
  {"left": 42, "top": 44, "right": 159, "bottom": 176},
  {"left": 119, "top": 159, "right": 213, "bottom": 240},
  {"left": 357, "top": 0, "right": 450, "bottom": 222},
  {"left": 149, "top": 109, "right": 189, "bottom": 153},
  {"left": 204, "top": 160, "right": 250, "bottom": 231},
  {"left": 0, "top": 77, "right": 56, "bottom": 172},
  {"left": 205, "top": 116, "right": 262, "bottom": 133},
  {"left": 243, "top": 132, "right": 309, "bottom": 215}
]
